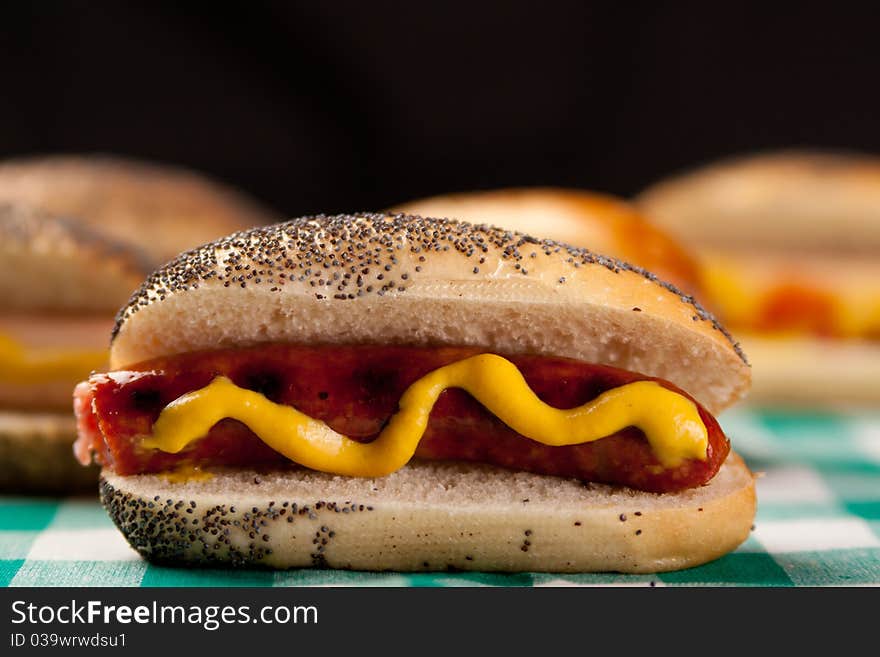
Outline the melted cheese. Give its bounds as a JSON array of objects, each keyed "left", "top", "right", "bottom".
[
  {"left": 144, "top": 353, "right": 708, "bottom": 477},
  {"left": 0, "top": 333, "right": 107, "bottom": 384}
]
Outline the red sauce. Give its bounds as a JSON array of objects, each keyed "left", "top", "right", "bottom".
[{"left": 74, "top": 344, "right": 729, "bottom": 493}]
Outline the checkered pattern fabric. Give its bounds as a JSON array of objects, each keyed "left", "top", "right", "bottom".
[{"left": 2, "top": 408, "right": 879, "bottom": 587}]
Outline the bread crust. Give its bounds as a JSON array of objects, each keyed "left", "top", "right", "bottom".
[
  {"left": 100, "top": 452, "right": 755, "bottom": 573},
  {"left": 636, "top": 150, "right": 880, "bottom": 253},
  {"left": 391, "top": 187, "right": 701, "bottom": 294},
  {"left": 0, "top": 154, "right": 279, "bottom": 266},
  {"left": 0, "top": 411, "right": 98, "bottom": 493},
  {"left": 0, "top": 204, "right": 149, "bottom": 312},
  {"left": 110, "top": 214, "right": 750, "bottom": 413}
]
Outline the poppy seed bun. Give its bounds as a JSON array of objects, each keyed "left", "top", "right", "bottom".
[
  {"left": 110, "top": 214, "right": 749, "bottom": 414},
  {"left": 0, "top": 204, "right": 149, "bottom": 312},
  {"left": 0, "top": 154, "right": 280, "bottom": 266},
  {"left": 100, "top": 453, "right": 755, "bottom": 573},
  {"left": 391, "top": 187, "right": 701, "bottom": 295},
  {"left": 97, "top": 213, "right": 756, "bottom": 573}
]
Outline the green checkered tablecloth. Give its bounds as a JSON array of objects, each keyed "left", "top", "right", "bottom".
[{"left": 2, "top": 408, "right": 879, "bottom": 587}]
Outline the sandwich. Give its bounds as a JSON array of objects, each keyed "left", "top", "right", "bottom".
[
  {"left": 0, "top": 154, "right": 277, "bottom": 264},
  {"left": 0, "top": 204, "right": 146, "bottom": 491},
  {"left": 392, "top": 187, "right": 701, "bottom": 295},
  {"left": 636, "top": 150, "right": 880, "bottom": 406},
  {"left": 73, "top": 213, "right": 756, "bottom": 573},
  {"left": 0, "top": 155, "right": 278, "bottom": 492}
]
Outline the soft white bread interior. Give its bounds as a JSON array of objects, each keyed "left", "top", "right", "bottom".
[
  {"left": 0, "top": 204, "right": 149, "bottom": 312},
  {"left": 636, "top": 150, "right": 880, "bottom": 253},
  {"left": 0, "top": 411, "right": 98, "bottom": 492},
  {"left": 110, "top": 214, "right": 750, "bottom": 414},
  {"left": 101, "top": 453, "right": 756, "bottom": 574},
  {"left": 0, "top": 154, "right": 279, "bottom": 266},
  {"left": 737, "top": 334, "right": 880, "bottom": 407}
]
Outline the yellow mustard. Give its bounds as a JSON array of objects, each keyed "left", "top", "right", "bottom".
[
  {"left": 144, "top": 353, "right": 708, "bottom": 477},
  {"left": 838, "top": 296, "right": 880, "bottom": 339},
  {"left": 0, "top": 333, "right": 107, "bottom": 384},
  {"left": 160, "top": 464, "right": 215, "bottom": 483},
  {"left": 699, "top": 262, "right": 758, "bottom": 328},
  {"left": 700, "top": 262, "right": 880, "bottom": 338}
]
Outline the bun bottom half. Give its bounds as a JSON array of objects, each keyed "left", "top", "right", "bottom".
[
  {"left": 739, "top": 334, "right": 880, "bottom": 407},
  {"left": 0, "top": 411, "right": 98, "bottom": 493},
  {"left": 101, "top": 453, "right": 755, "bottom": 574}
]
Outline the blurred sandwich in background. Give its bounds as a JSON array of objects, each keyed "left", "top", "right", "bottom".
[
  {"left": 392, "top": 187, "right": 702, "bottom": 296},
  {"left": 0, "top": 155, "right": 276, "bottom": 265},
  {"left": 0, "top": 155, "right": 279, "bottom": 492},
  {"left": 637, "top": 150, "right": 880, "bottom": 407}
]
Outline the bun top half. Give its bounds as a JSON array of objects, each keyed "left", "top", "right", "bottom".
[
  {"left": 392, "top": 187, "right": 700, "bottom": 295},
  {"left": 111, "top": 214, "right": 750, "bottom": 413},
  {"left": 0, "top": 154, "right": 280, "bottom": 266},
  {"left": 636, "top": 150, "right": 880, "bottom": 255},
  {"left": 0, "top": 204, "right": 150, "bottom": 313}
]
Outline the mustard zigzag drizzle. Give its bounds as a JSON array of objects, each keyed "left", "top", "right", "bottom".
[{"left": 143, "top": 353, "right": 709, "bottom": 477}]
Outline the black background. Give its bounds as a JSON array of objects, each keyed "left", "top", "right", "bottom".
[{"left": 1, "top": 2, "right": 878, "bottom": 217}]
